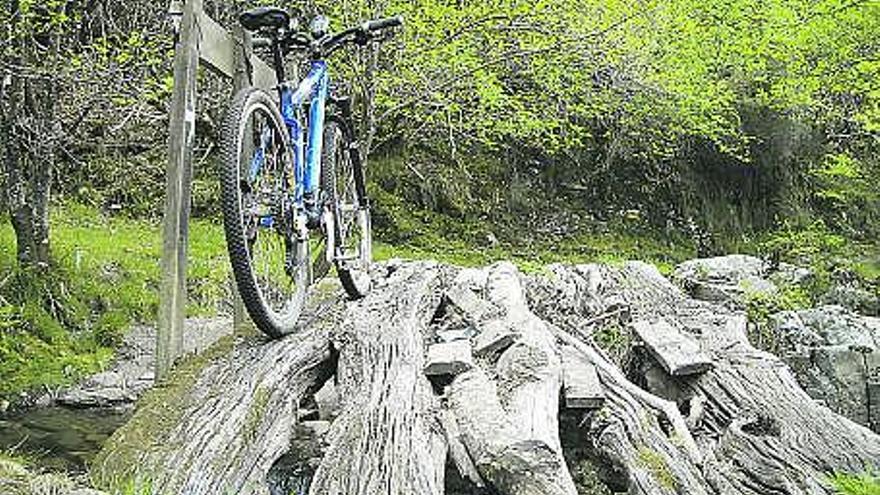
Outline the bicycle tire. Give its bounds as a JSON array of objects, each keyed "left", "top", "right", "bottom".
[
  {"left": 321, "top": 120, "right": 372, "bottom": 298},
  {"left": 220, "top": 87, "right": 309, "bottom": 338}
]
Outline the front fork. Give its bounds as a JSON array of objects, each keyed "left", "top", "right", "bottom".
[
  {"left": 279, "top": 89, "right": 362, "bottom": 272},
  {"left": 325, "top": 95, "right": 359, "bottom": 265}
]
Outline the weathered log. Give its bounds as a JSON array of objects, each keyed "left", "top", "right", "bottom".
[
  {"left": 439, "top": 409, "right": 485, "bottom": 488},
  {"left": 425, "top": 341, "right": 475, "bottom": 377},
  {"left": 91, "top": 288, "right": 342, "bottom": 494},
  {"left": 444, "top": 262, "right": 577, "bottom": 495},
  {"left": 630, "top": 318, "right": 713, "bottom": 376},
  {"left": 527, "top": 261, "right": 880, "bottom": 495},
  {"left": 560, "top": 345, "right": 605, "bottom": 409},
  {"left": 91, "top": 259, "right": 880, "bottom": 495},
  {"left": 308, "top": 262, "right": 448, "bottom": 495},
  {"left": 447, "top": 368, "right": 575, "bottom": 495}
]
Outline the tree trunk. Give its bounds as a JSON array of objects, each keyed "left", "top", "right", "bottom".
[
  {"left": 2, "top": 0, "right": 55, "bottom": 269},
  {"left": 527, "top": 261, "right": 880, "bottom": 494},
  {"left": 91, "top": 286, "right": 345, "bottom": 494},
  {"left": 95, "top": 261, "right": 880, "bottom": 495}
]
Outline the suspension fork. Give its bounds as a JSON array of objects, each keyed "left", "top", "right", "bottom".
[{"left": 330, "top": 96, "right": 369, "bottom": 209}]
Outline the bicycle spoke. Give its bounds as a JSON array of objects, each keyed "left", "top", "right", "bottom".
[{"left": 233, "top": 99, "right": 306, "bottom": 322}]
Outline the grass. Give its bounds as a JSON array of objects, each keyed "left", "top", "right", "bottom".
[
  {"left": 373, "top": 230, "right": 694, "bottom": 275},
  {"left": 0, "top": 204, "right": 230, "bottom": 401},
  {"left": 1, "top": 450, "right": 153, "bottom": 495},
  {"left": 734, "top": 220, "right": 880, "bottom": 304},
  {"left": 830, "top": 471, "right": 880, "bottom": 495},
  {"left": 0, "top": 199, "right": 701, "bottom": 402},
  {"left": 372, "top": 214, "right": 695, "bottom": 275}
]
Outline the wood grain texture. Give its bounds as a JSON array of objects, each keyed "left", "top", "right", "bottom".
[
  {"left": 527, "top": 261, "right": 880, "bottom": 495},
  {"left": 631, "top": 318, "right": 713, "bottom": 376},
  {"left": 309, "top": 262, "right": 447, "bottom": 495},
  {"left": 157, "top": 0, "right": 201, "bottom": 379},
  {"left": 103, "top": 261, "right": 880, "bottom": 495}
]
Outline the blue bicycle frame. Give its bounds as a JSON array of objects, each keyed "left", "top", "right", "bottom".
[{"left": 278, "top": 60, "right": 330, "bottom": 207}]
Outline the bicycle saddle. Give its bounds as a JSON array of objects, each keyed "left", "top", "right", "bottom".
[{"left": 239, "top": 7, "right": 290, "bottom": 31}]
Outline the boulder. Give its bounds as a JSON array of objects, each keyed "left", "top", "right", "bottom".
[
  {"left": 672, "top": 255, "right": 778, "bottom": 305},
  {"left": 822, "top": 283, "right": 880, "bottom": 316},
  {"left": 769, "top": 305, "right": 880, "bottom": 430}
]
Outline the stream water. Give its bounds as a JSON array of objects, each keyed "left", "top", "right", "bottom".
[{"left": 0, "top": 406, "right": 130, "bottom": 472}]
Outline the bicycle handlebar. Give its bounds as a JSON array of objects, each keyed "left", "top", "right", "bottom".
[
  {"left": 362, "top": 15, "right": 403, "bottom": 34},
  {"left": 266, "top": 14, "right": 403, "bottom": 59}
]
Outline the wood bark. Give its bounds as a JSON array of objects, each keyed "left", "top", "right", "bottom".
[
  {"left": 92, "top": 290, "right": 344, "bottom": 495},
  {"left": 527, "top": 261, "right": 880, "bottom": 495},
  {"left": 2, "top": 0, "right": 55, "bottom": 268},
  {"left": 95, "top": 260, "right": 880, "bottom": 495}
]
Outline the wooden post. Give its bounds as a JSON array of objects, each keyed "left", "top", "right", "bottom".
[
  {"left": 157, "top": 0, "right": 201, "bottom": 379},
  {"left": 231, "top": 24, "right": 255, "bottom": 336},
  {"left": 157, "top": 0, "right": 276, "bottom": 376}
]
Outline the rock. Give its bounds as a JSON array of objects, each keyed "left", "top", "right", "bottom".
[
  {"left": 436, "top": 328, "right": 475, "bottom": 343},
  {"left": 672, "top": 254, "right": 811, "bottom": 307},
  {"left": 771, "top": 305, "right": 880, "bottom": 350},
  {"left": 313, "top": 380, "right": 339, "bottom": 421},
  {"left": 769, "top": 305, "right": 880, "bottom": 430},
  {"left": 770, "top": 262, "right": 812, "bottom": 286},
  {"left": 453, "top": 267, "right": 489, "bottom": 293},
  {"left": 300, "top": 420, "right": 331, "bottom": 437},
  {"left": 822, "top": 283, "right": 880, "bottom": 316},
  {"left": 673, "top": 255, "right": 768, "bottom": 302}
]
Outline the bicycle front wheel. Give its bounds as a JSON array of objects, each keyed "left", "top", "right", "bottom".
[{"left": 220, "top": 87, "right": 308, "bottom": 338}]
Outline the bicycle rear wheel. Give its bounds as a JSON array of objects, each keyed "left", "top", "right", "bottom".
[
  {"left": 220, "top": 87, "right": 308, "bottom": 338},
  {"left": 322, "top": 120, "right": 372, "bottom": 298}
]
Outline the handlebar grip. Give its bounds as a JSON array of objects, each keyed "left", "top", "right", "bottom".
[{"left": 363, "top": 15, "right": 403, "bottom": 33}]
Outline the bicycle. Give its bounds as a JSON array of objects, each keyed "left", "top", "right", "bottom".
[{"left": 220, "top": 7, "right": 402, "bottom": 338}]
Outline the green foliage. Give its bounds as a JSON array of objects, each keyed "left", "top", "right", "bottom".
[
  {"left": 591, "top": 322, "right": 633, "bottom": 367},
  {"left": 0, "top": 259, "right": 114, "bottom": 400},
  {"left": 755, "top": 220, "right": 880, "bottom": 303},
  {"left": 0, "top": 450, "right": 136, "bottom": 495},
  {"left": 0, "top": 204, "right": 230, "bottom": 400},
  {"left": 371, "top": 189, "right": 695, "bottom": 275},
  {"left": 744, "top": 286, "right": 811, "bottom": 325},
  {"left": 830, "top": 471, "right": 880, "bottom": 495},
  {"left": 744, "top": 285, "right": 812, "bottom": 352}
]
